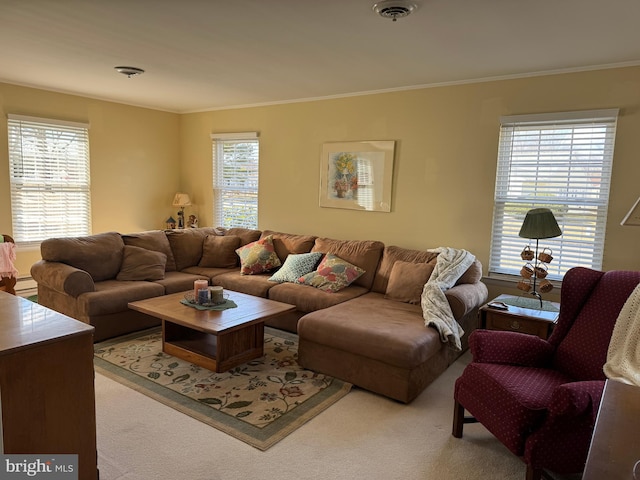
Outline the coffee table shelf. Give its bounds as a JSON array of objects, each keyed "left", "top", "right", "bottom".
[{"left": 163, "top": 319, "right": 264, "bottom": 372}]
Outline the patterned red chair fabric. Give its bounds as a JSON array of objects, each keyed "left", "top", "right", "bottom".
[{"left": 452, "top": 267, "right": 640, "bottom": 480}]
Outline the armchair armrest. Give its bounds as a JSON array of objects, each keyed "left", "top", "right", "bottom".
[
  {"left": 548, "top": 380, "right": 606, "bottom": 423},
  {"left": 445, "top": 282, "right": 488, "bottom": 320},
  {"left": 469, "top": 329, "right": 555, "bottom": 367},
  {"left": 31, "top": 260, "right": 95, "bottom": 298}
]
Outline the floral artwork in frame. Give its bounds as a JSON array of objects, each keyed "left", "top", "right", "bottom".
[{"left": 319, "top": 141, "right": 395, "bottom": 212}]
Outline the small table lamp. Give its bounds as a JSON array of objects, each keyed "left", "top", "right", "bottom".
[
  {"left": 518, "top": 208, "right": 562, "bottom": 307},
  {"left": 172, "top": 193, "right": 191, "bottom": 229}
]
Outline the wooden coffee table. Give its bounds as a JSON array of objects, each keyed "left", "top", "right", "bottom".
[{"left": 128, "top": 290, "right": 295, "bottom": 373}]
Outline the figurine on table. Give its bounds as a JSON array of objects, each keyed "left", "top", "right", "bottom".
[{"left": 189, "top": 215, "right": 198, "bottom": 228}]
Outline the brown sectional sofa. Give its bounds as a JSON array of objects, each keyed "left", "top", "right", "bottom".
[{"left": 31, "top": 227, "right": 488, "bottom": 403}]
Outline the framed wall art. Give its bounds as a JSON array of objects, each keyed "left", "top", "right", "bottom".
[{"left": 319, "top": 140, "right": 395, "bottom": 212}]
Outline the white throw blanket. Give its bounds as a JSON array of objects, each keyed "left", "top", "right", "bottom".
[
  {"left": 421, "top": 247, "right": 475, "bottom": 351},
  {"left": 603, "top": 283, "right": 640, "bottom": 386}
]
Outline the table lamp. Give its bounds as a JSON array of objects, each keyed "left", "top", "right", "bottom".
[
  {"left": 518, "top": 208, "right": 562, "bottom": 307},
  {"left": 172, "top": 193, "right": 191, "bottom": 229}
]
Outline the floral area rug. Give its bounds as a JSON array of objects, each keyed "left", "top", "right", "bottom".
[{"left": 94, "top": 327, "right": 351, "bottom": 450}]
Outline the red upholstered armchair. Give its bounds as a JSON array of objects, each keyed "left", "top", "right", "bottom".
[{"left": 452, "top": 267, "right": 640, "bottom": 480}]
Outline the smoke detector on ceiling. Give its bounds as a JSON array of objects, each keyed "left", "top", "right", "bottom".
[
  {"left": 372, "top": 0, "right": 418, "bottom": 21},
  {"left": 114, "top": 66, "right": 145, "bottom": 78}
]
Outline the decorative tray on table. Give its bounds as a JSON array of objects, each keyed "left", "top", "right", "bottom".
[{"left": 182, "top": 291, "right": 229, "bottom": 308}]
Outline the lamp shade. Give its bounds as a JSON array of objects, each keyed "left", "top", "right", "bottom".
[
  {"left": 518, "top": 208, "right": 562, "bottom": 239},
  {"left": 172, "top": 193, "right": 191, "bottom": 207}
]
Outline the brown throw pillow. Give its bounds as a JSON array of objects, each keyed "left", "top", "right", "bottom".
[
  {"left": 385, "top": 260, "right": 434, "bottom": 304},
  {"left": 455, "top": 259, "right": 482, "bottom": 285},
  {"left": 198, "top": 235, "right": 241, "bottom": 268},
  {"left": 116, "top": 245, "right": 167, "bottom": 281},
  {"left": 122, "top": 230, "right": 177, "bottom": 272}
]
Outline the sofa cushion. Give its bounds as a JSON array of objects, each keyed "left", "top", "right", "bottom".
[
  {"left": 116, "top": 245, "right": 167, "bottom": 281},
  {"left": 122, "top": 230, "right": 177, "bottom": 272},
  {"left": 236, "top": 235, "right": 282, "bottom": 275},
  {"left": 212, "top": 271, "right": 274, "bottom": 298},
  {"left": 456, "top": 259, "right": 483, "bottom": 285},
  {"left": 268, "top": 281, "right": 369, "bottom": 313},
  {"left": 182, "top": 265, "right": 239, "bottom": 279},
  {"left": 298, "top": 292, "right": 443, "bottom": 369},
  {"left": 298, "top": 254, "right": 365, "bottom": 293},
  {"left": 165, "top": 228, "right": 219, "bottom": 270},
  {"left": 40, "top": 231, "right": 124, "bottom": 282},
  {"left": 260, "top": 230, "right": 317, "bottom": 263},
  {"left": 268, "top": 252, "right": 322, "bottom": 283},
  {"left": 371, "top": 246, "right": 439, "bottom": 294},
  {"left": 153, "top": 271, "right": 209, "bottom": 295},
  {"left": 311, "top": 237, "right": 384, "bottom": 290},
  {"left": 385, "top": 260, "right": 434, "bottom": 304},
  {"left": 199, "top": 235, "right": 241, "bottom": 268},
  {"left": 222, "top": 227, "right": 262, "bottom": 247}
]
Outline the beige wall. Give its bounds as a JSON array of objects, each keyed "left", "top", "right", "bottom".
[
  {"left": 0, "top": 83, "right": 181, "bottom": 275},
  {"left": 181, "top": 66, "right": 640, "bottom": 299},
  {"left": 3, "top": 66, "right": 640, "bottom": 293}
]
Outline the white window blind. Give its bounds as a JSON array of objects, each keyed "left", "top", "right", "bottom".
[
  {"left": 7, "top": 115, "right": 92, "bottom": 247},
  {"left": 211, "top": 132, "right": 259, "bottom": 229},
  {"left": 489, "top": 109, "right": 618, "bottom": 280}
]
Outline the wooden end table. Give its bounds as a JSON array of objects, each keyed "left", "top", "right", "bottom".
[
  {"left": 129, "top": 290, "right": 295, "bottom": 373},
  {"left": 479, "top": 294, "right": 560, "bottom": 339}
]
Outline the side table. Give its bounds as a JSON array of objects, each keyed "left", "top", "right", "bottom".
[{"left": 479, "top": 294, "right": 560, "bottom": 339}]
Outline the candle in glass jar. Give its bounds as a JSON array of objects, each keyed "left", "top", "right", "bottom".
[
  {"left": 197, "top": 288, "right": 210, "bottom": 305},
  {"left": 210, "top": 286, "right": 224, "bottom": 304},
  {"left": 194, "top": 280, "right": 208, "bottom": 298}
]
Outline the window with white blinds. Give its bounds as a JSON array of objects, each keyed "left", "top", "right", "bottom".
[
  {"left": 7, "top": 115, "right": 91, "bottom": 247},
  {"left": 211, "top": 132, "right": 259, "bottom": 229},
  {"left": 489, "top": 109, "right": 618, "bottom": 280}
]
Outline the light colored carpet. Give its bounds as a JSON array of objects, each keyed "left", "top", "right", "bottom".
[{"left": 95, "top": 350, "right": 543, "bottom": 480}]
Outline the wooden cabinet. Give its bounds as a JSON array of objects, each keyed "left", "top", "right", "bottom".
[
  {"left": 583, "top": 380, "right": 640, "bottom": 480},
  {"left": 479, "top": 294, "right": 559, "bottom": 339},
  {"left": 0, "top": 292, "right": 98, "bottom": 480}
]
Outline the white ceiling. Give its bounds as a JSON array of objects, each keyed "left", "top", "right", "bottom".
[{"left": 1, "top": 0, "right": 640, "bottom": 113}]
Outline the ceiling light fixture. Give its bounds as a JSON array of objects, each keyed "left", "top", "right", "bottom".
[
  {"left": 372, "top": 0, "right": 417, "bottom": 21},
  {"left": 114, "top": 66, "right": 145, "bottom": 78}
]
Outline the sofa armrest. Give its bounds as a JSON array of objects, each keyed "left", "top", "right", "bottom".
[
  {"left": 445, "top": 282, "right": 488, "bottom": 320},
  {"left": 469, "top": 329, "right": 555, "bottom": 367},
  {"left": 31, "top": 260, "right": 95, "bottom": 298},
  {"left": 548, "top": 380, "right": 605, "bottom": 423}
]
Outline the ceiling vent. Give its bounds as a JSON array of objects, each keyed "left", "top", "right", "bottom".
[{"left": 372, "top": 1, "right": 417, "bottom": 21}]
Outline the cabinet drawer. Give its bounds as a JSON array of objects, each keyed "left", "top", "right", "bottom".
[{"left": 485, "top": 312, "right": 549, "bottom": 337}]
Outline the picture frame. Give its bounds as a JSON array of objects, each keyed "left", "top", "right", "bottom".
[
  {"left": 319, "top": 140, "right": 395, "bottom": 212},
  {"left": 621, "top": 196, "right": 640, "bottom": 226}
]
